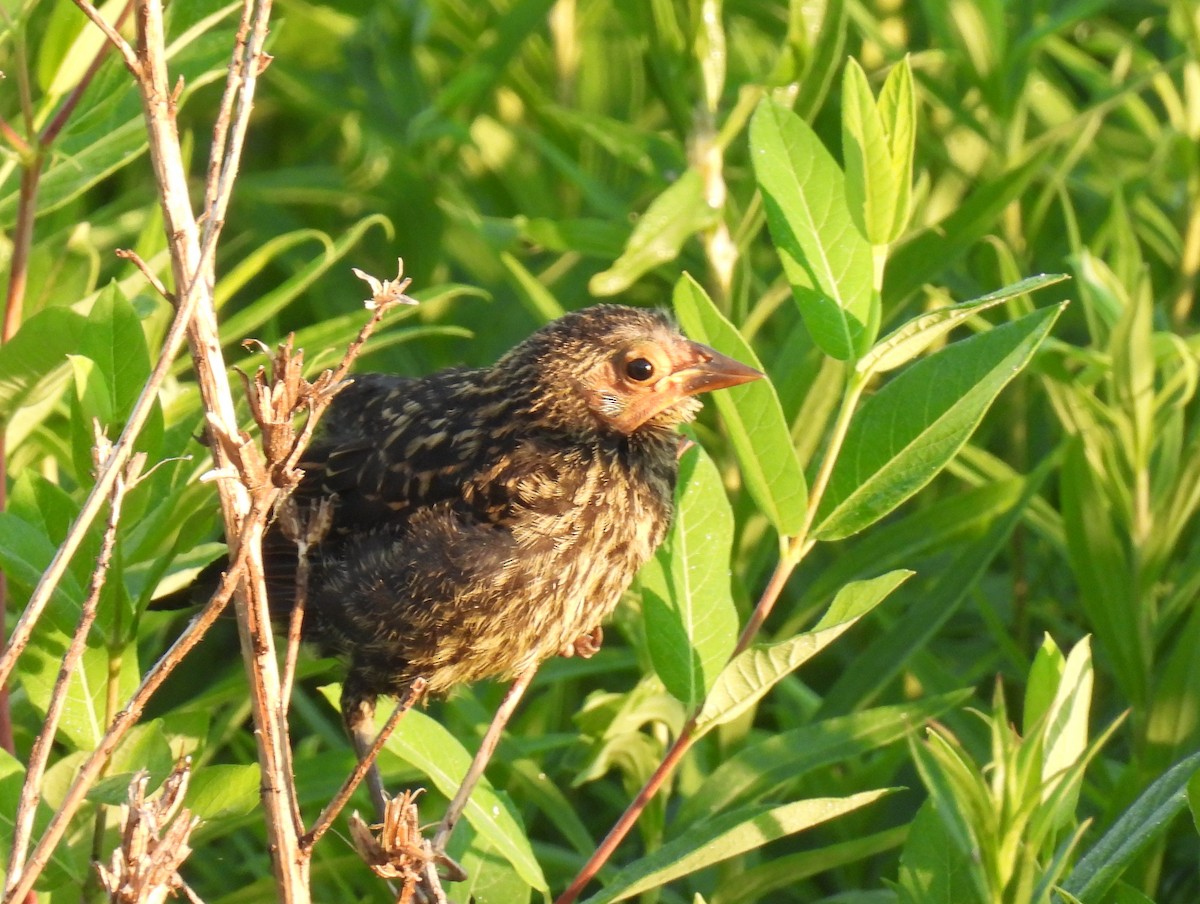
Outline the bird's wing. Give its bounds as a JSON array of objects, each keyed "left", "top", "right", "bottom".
[{"left": 295, "top": 369, "right": 501, "bottom": 534}]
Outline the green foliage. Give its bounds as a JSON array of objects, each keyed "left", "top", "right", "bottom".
[{"left": 2, "top": 0, "right": 1200, "bottom": 902}]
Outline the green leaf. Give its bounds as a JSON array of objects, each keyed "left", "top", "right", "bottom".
[
  {"left": 319, "top": 687, "right": 547, "bottom": 893},
  {"left": 695, "top": 570, "right": 911, "bottom": 733},
  {"left": 213, "top": 214, "right": 392, "bottom": 349},
  {"left": 816, "top": 303, "right": 1064, "bottom": 540},
  {"left": 672, "top": 275, "right": 807, "bottom": 534},
  {"left": 877, "top": 57, "right": 916, "bottom": 241},
  {"left": 896, "top": 799, "right": 988, "bottom": 904},
  {"left": 0, "top": 307, "right": 88, "bottom": 448},
  {"left": 1061, "top": 750, "right": 1200, "bottom": 900},
  {"left": 581, "top": 790, "right": 891, "bottom": 904},
  {"left": 676, "top": 691, "right": 969, "bottom": 827},
  {"left": 750, "top": 98, "right": 876, "bottom": 360},
  {"left": 883, "top": 150, "right": 1049, "bottom": 304},
  {"left": 1024, "top": 634, "right": 1065, "bottom": 736},
  {"left": 1040, "top": 637, "right": 1092, "bottom": 794},
  {"left": 842, "top": 58, "right": 901, "bottom": 245},
  {"left": 857, "top": 274, "right": 1068, "bottom": 377},
  {"left": 0, "top": 749, "right": 84, "bottom": 885},
  {"left": 817, "top": 459, "right": 1049, "bottom": 716},
  {"left": 641, "top": 445, "right": 739, "bottom": 707},
  {"left": 589, "top": 169, "right": 718, "bottom": 296},
  {"left": 186, "top": 764, "right": 262, "bottom": 821}
]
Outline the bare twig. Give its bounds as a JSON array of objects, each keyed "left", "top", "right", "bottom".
[
  {"left": 1, "top": 555, "right": 245, "bottom": 904},
  {"left": 94, "top": 760, "right": 200, "bottom": 904},
  {"left": 4, "top": 438, "right": 142, "bottom": 897},
  {"left": 116, "top": 248, "right": 173, "bottom": 303},
  {"left": 69, "top": 0, "right": 140, "bottom": 75},
  {"left": 432, "top": 665, "right": 537, "bottom": 853},
  {"left": 302, "top": 679, "right": 427, "bottom": 851}
]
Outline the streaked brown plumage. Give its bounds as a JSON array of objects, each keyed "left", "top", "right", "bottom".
[{"left": 265, "top": 304, "right": 760, "bottom": 751}]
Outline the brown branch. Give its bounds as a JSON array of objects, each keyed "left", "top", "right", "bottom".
[
  {"left": 4, "top": 441, "right": 141, "bottom": 897},
  {"left": 116, "top": 248, "right": 174, "bottom": 303},
  {"left": 302, "top": 680, "right": 427, "bottom": 851},
  {"left": 69, "top": 0, "right": 140, "bottom": 76},
  {"left": 0, "top": 557, "right": 245, "bottom": 904}
]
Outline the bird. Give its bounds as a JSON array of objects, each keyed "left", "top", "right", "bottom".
[{"left": 173, "top": 303, "right": 762, "bottom": 828}]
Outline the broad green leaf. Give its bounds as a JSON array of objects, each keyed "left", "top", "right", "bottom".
[
  {"left": 0, "top": 307, "right": 88, "bottom": 447},
  {"left": 582, "top": 790, "right": 891, "bottom": 904},
  {"left": 672, "top": 275, "right": 807, "bottom": 534},
  {"left": 319, "top": 686, "right": 547, "bottom": 893},
  {"left": 676, "top": 691, "right": 969, "bottom": 827},
  {"left": 454, "top": 822, "right": 533, "bottom": 904},
  {"left": 0, "top": 749, "right": 84, "bottom": 885},
  {"left": 857, "top": 274, "right": 1068, "bottom": 377},
  {"left": 186, "top": 764, "right": 262, "bottom": 821},
  {"left": 815, "top": 304, "right": 1064, "bottom": 540},
  {"left": 750, "top": 98, "right": 876, "bottom": 360},
  {"left": 88, "top": 721, "right": 175, "bottom": 805},
  {"left": 641, "top": 445, "right": 739, "bottom": 707},
  {"left": 896, "top": 800, "right": 988, "bottom": 904},
  {"left": 696, "top": 570, "right": 911, "bottom": 733},
  {"left": 842, "top": 58, "right": 901, "bottom": 245},
  {"left": 1061, "top": 750, "right": 1200, "bottom": 900},
  {"left": 589, "top": 169, "right": 718, "bottom": 296}
]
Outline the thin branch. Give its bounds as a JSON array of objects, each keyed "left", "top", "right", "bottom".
[
  {"left": 116, "top": 248, "right": 173, "bottom": 303},
  {"left": 4, "top": 442, "right": 140, "bottom": 897},
  {"left": 43, "top": 0, "right": 136, "bottom": 146},
  {"left": 432, "top": 666, "right": 537, "bottom": 852},
  {"left": 69, "top": 0, "right": 140, "bottom": 76},
  {"left": 302, "top": 680, "right": 427, "bottom": 851},
  {"left": 1, "top": 557, "right": 245, "bottom": 904}
]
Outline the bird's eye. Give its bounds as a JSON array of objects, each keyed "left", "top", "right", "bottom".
[{"left": 624, "top": 357, "right": 655, "bottom": 382}]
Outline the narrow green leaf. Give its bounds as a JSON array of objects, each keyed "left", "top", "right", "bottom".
[
  {"left": 672, "top": 275, "right": 807, "bottom": 534},
  {"left": 677, "top": 691, "right": 969, "bottom": 827},
  {"left": 816, "top": 304, "right": 1064, "bottom": 540},
  {"left": 817, "top": 458, "right": 1050, "bottom": 716},
  {"left": 696, "top": 570, "right": 911, "bottom": 733},
  {"left": 1061, "top": 750, "right": 1200, "bottom": 900},
  {"left": 750, "top": 98, "right": 876, "bottom": 359},
  {"left": 842, "top": 58, "right": 900, "bottom": 245},
  {"left": 642, "top": 445, "right": 739, "bottom": 707},
  {"left": 1024, "top": 634, "right": 1065, "bottom": 736},
  {"left": 213, "top": 214, "right": 392, "bottom": 350},
  {"left": 319, "top": 687, "right": 547, "bottom": 893},
  {"left": 1041, "top": 637, "right": 1092, "bottom": 794},
  {"left": 857, "top": 274, "right": 1068, "bottom": 377},
  {"left": 878, "top": 57, "right": 916, "bottom": 240},
  {"left": 883, "top": 150, "right": 1049, "bottom": 304},
  {"left": 582, "top": 790, "right": 891, "bottom": 904},
  {"left": 589, "top": 169, "right": 718, "bottom": 296}
]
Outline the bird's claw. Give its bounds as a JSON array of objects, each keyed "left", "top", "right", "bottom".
[{"left": 560, "top": 625, "right": 603, "bottom": 659}]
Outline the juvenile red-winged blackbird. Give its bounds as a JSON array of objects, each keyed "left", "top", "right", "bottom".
[{"left": 189, "top": 305, "right": 761, "bottom": 769}]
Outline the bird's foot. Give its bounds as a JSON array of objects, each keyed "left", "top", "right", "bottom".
[{"left": 560, "top": 625, "right": 603, "bottom": 659}]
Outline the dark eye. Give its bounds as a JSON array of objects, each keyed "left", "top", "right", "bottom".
[{"left": 625, "top": 357, "right": 655, "bottom": 382}]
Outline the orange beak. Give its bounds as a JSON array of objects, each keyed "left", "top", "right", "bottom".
[
  {"left": 607, "top": 341, "right": 764, "bottom": 433},
  {"left": 670, "top": 341, "right": 765, "bottom": 395}
]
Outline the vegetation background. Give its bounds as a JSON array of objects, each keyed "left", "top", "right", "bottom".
[{"left": 1, "top": 0, "right": 1199, "bottom": 902}]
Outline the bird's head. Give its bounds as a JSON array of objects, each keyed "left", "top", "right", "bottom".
[{"left": 498, "top": 305, "right": 764, "bottom": 437}]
